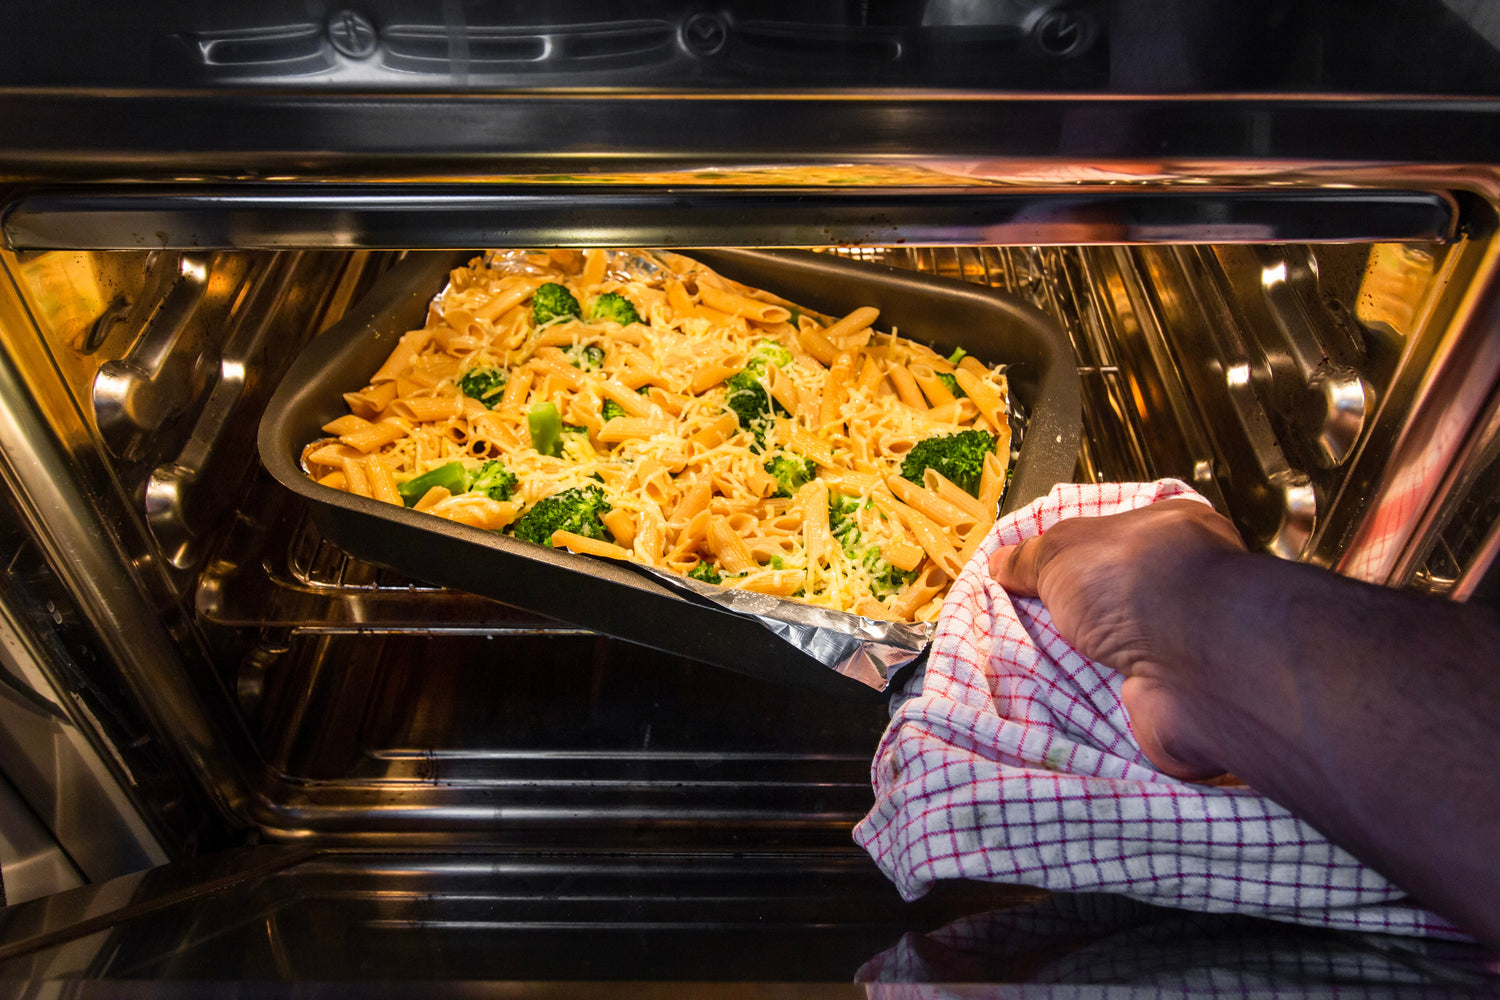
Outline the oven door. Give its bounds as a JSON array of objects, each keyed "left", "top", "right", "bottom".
[{"left": 4, "top": 1, "right": 1500, "bottom": 992}]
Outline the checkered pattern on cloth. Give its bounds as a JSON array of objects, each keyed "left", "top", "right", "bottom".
[{"left": 853, "top": 480, "right": 1466, "bottom": 940}]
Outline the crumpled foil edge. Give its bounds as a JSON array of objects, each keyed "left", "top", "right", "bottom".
[{"left": 637, "top": 566, "right": 934, "bottom": 691}]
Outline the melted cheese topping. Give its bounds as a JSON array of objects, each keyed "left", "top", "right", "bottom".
[{"left": 303, "top": 249, "right": 1013, "bottom": 623}]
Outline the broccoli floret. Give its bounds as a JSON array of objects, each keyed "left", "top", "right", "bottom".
[
  {"left": 457, "top": 366, "right": 508, "bottom": 408},
  {"left": 947, "top": 346, "right": 968, "bottom": 365},
  {"left": 724, "top": 371, "right": 776, "bottom": 452},
  {"left": 590, "top": 292, "right": 642, "bottom": 326},
  {"left": 936, "top": 371, "right": 966, "bottom": 399},
  {"left": 469, "top": 460, "right": 517, "bottom": 502},
  {"left": 724, "top": 343, "right": 795, "bottom": 452},
  {"left": 556, "top": 421, "right": 593, "bottom": 458},
  {"left": 532, "top": 282, "right": 582, "bottom": 326},
  {"left": 828, "top": 494, "right": 865, "bottom": 542},
  {"left": 868, "top": 558, "right": 918, "bottom": 599},
  {"left": 397, "top": 461, "right": 469, "bottom": 507},
  {"left": 900, "top": 429, "right": 996, "bottom": 498},
  {"left": 528, "top": 402, "right": 564, "bottom": 457},
  {"left": 748, "top": 340, "right": 793, "bottom": 371},
  {"left": 567, "top": 343, "right": 605, "bottom": 371},
  {"left": 510, "top": 485, "right": 613, "bottom": 547},
  {"left": 826, "top": 494, "right": 915, "bottom": 599},
  {"left": 688, "top": 561, "right": 722, "bottom": 585},
  {"left": 764, "top": 452, "right": 816, "bottom": 498},
  {"left": 400, "top": 459, "right": 520, "bottom": 507}
]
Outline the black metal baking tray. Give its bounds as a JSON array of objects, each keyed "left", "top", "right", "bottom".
[{"left": 258, "top": 249, "right": 1080, "bottom": 699}]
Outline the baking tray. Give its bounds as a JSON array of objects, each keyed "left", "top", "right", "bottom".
[{"left": 258, "top": 249, "right": 1080, "bottom": 699}]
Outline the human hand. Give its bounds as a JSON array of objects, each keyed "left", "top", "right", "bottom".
[{"left": 988, "top": 498, "right": 1246, "bottom": 780}]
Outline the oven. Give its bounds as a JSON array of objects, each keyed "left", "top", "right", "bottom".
[{"left": 0, "top": 0, "right": 1498, "bottom": 989}]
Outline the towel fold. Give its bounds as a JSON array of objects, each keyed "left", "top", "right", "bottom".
[{"left": 854, "top": 480, "right": 1463, "bottom": 940}]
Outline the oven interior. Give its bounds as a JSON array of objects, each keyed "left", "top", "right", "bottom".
[
  {"left": 1, "top": 234, "right": 1487, "bottom": 831},
  {"left": 1, "top": 231, "right": 1497, "bottom": 981},
  {"left": 3, "top": 0, "right": 1500, "bottom": 984}
]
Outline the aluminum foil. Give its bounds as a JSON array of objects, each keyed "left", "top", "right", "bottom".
[
  {"left": 483, "top": 247, "right": 679, "bottom": 286},
  {"left": 639, "top": 565, "right": 934, "bottom": 691}
]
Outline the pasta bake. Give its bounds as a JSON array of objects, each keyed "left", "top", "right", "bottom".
[{"left": 302, "top": 249, "right": 1014, "bottom": 623}]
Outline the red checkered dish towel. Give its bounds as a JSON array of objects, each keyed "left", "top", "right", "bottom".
[{"left": 853, "top": 479, "right": 1465, "bottom": 940}]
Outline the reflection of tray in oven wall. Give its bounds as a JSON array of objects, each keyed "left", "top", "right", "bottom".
[{"left": 258, "top": 250, "right": 1081, "bottom": 699}]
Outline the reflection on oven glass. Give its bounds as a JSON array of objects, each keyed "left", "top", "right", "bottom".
[{"left": 857, "top": 891, "right": 1500, "bottom": 990}]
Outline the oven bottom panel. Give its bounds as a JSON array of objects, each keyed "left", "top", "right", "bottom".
[{"left": 3, "top": 847, "right": 1491, "bottom": 989}]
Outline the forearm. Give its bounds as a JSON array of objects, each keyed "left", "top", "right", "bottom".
[{"left": 1151, "top": 550, "right": 1500, "bottom": 945}]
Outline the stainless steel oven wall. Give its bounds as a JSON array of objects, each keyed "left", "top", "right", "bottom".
[
  {"left": 1, "top": 230, "right": 1491, "bottom": 864},
  {"left": 3, "top": 2, "right": 1500, "bottom": 867}
]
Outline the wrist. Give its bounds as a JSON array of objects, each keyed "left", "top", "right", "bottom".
[{"left": 1126, "top": 543, "right": 1253, "bottom": 775}]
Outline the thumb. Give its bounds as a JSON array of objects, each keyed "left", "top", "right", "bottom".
[{"left": 988, "top": 535, "right": 1043, "bottom": 597}]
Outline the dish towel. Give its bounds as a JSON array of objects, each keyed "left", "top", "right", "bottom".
[{"left": 853, "top": 479, "right": 1465, "bottom": 940}]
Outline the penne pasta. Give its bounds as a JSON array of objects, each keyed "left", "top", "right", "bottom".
[
  {"left": 819, "top": 352, "right": 859, "bottom": 432},
  {"left": 366, "top": 458, "right": 402, "bottom": 506},
  {"left": 341, "top": 419, "right": 407, "bottom": 454},
  {"left": 910, "top": 363, "right": 957, "bottom": 408},
  {"left": 472, "top": 278, "right": 541, "bottom": 323},
  {"left": 889, "top": 564, "right": 948, "bottom": 620},
  {"left": 698, "top": 281, "right": 793, "bottom": 324},
  {"left": 302, "top": 248, "right": 1016, "bottom": 623},
  {"left": 601, "top": 379, "right": 665, "bottom": 419},
  {"left": 598, "top": 417, "right": 673, "bottom": 443},
  {"left": 343, "top": 381, "right": 399, "bottom": 420},
  {"left": 370, "top": 328, "right": 433, "bottom": 382},
  {"left": 820, "top": 306, "right": 880, "bottom": 348},
  {"left": 875, "top": 494, "right": 965, "bottom": 580},
  {"left": 880, "top": 535, "right": 927, "bottom": 573},
  {"left": 670, "top": 477, "right": 713, "bottom": 527},
  {"left": 552, "top": 530, "right": 631, "bottom": 560},
  {"left": 885, "top": 363, "right": 927, "bottom": 410},
  {"left": 705, "top": 515, "right": 758, "bottom": 573},
  {"left": 977, "top": 452, "right": 1007, "bottom": 517},
  {"left": 323, "top": 414, "right": 372, "bottom": 437},
  {"left": 688, "top": 362, "right": 741, "bottom": 395},
  {"left": 393, "top": 396, "right": 464, "bottom": 423},
  {"left": 923, "top": 468, "right": 992, "bottom": 523},
  {"left": 884, "top": 476, "right": 982, "bottom": 542},
  {"left": 731, "top": 569, "right": 807, "bottom": 597},
  {"left": 600, "top": 509, "right": 636, "bottom": 549},
  {"left": 797, "top": 324, "right": 841, "bottom": 366},
  {"left": 633, "top": 508, "right": 666, "bottom": 565},
  {"left": 689, "top": 413, "right": 740, "bottom": 451},
  {"left": 953, "top": 367, "right": 1008, "bottom": 435}
]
